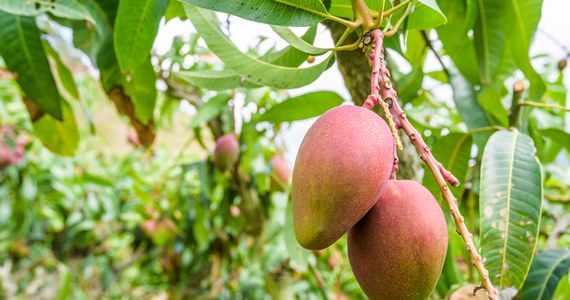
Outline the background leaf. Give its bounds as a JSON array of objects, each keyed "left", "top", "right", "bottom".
[
  {"left": 0, "top": 0, "right": 93, "bottom": 22},
  {"left": 32, "top": 99, "right": 80, "bottom": 156},
  {"left": 407, "top": 0, "right": 447, "bottom": 29},
  {"left": 256, "top": 91, "right": 344, "bottom": 123},
  {"left": 519, "top": 248, "right": 570, "bottom": 300},
  {"left": 190, "top": 94, "right": 231, "bottom": 128},
  {"left": 480, "top": 130, "right": 542, "bottom": 289},
  {"left": 114, "top": 0, "right": 168, "bottom": 74},
  {"left": 0, "top": 12, "right": 62, "bottom": 119}
]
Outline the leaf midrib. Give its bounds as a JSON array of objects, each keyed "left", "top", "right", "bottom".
[
  {"left": 476, "top": 0, "right": 490, "bottom": 80},
  {"left": 125, "top": 0, "right": 153, "bottom": 72},
  {"left": 499, "top": 130, "right": 518, "bottom": 287}
]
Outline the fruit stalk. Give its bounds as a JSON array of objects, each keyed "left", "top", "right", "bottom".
[{"left": 364, "top": 29, "right": 498, "bottom": 300}]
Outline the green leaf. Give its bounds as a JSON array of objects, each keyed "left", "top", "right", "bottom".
[
  {"left": 540, "top": 128, "right": 570, "bottom": 154},
  {"left": 404, "top": 30, "right": 427, "bottom": 67},
  {"left": 474, "top": 0, "right": 505, "bottom": 84},
  {"left": 328, "top": 0, "right": 385, "bottom": 19},
  {"left": 447, "top": 64, "right": 492, "bottom": 147},
  {"left": 255, "top": 91, "right": 344, "bottom": 123},
  {"left": 190, "top": 93, "right": 231, "bottom": 128},
  {"left": 478, "top": 87, "right": 509, "bottom": 127},
  {"left": 173, "top": 26, "right": 318, "bottom": 91},
  {"left": 284, "top": 200, "right": 310, "bottom": 271},
  {"left": 426, "top": 70, "right": 448, "bottom": 83},
  {"left": 174, "top": 70, "right": 245, "bottom": 91},
  {"left": 0, "top": 0, "right": 94, "bottom": 23},
  {"left": 270, "top": 25, "right": 329, "bottom": 55},
  {"left": 422, "top": 133, "right": 473, "bottom": 202},
  {"left": 43, "top": 41, "right": 80, "bottom": 101},
  {"left": 407, "top": 0, "right": 447, "bottom": 30},
  {"left": 114, "top": 0, "right": 168, "bottom": 74},
  {"left": 396, "top": 69, "right": 424, "bottom": 103},
  {"left": 0, "top": 12, "right": 62, "bottom": 119},
  {"left": 519, "top": 248, "right": 570, "bottom": 300},
  {"left": 32, "top": 99, "right": 79, "bottom": 156},
  {"left": 180, "top": 0, "right": 326, "bottom": 26},
  {"left": 185, "top": 5, "right": 335, "bottom": 89},
  {"left": 504, "top": 0, "right": 545, "bottom": 100},
  {"left": 436, "top": 0, "right": 480, "bottom": 85},
  {"left": 123, "top": 60, "right": 157, "bottom": 125},
  {"left": 480, "top": 130, "right": 542, "bottom": 289}
]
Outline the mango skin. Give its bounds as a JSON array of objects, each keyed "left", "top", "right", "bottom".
[
  {"left": 292, "top": 105, "right": 395, "bottom": 250},
  {"left": 348, "top": 180, "right": 448, "bottom": 300},
  {"left": 214, "top": 134, "right": 239, "bottom": 172}
]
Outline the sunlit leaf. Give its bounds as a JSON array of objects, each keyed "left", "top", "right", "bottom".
[
  {"left": 185, "top": 5, "right": 335, "bottom": 89},
  {"left": 407, "top": 0, "right": 447, "bottom": 29}
]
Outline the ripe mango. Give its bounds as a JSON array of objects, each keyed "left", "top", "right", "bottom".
[
  {"left": 348, "top": 180, "right": 448, "bottom": 299},
  {"left": 214, "top": 134, "right": 239, "bottom": 172},
  {"left": 292, "top": 105, "right": 394, "bottom": 250}
]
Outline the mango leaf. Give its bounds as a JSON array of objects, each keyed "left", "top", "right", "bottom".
[
  {"left": 173, "top": 25, "right": 318, "bottom": 91},
  {"left": 474, "top": 0, "right": 505, "bottom": 85},
  {"left": 396, "top": 69, "right": 424, "bottom": 103},
  {"left": 32, "top": 99, "right": 79, "bottom": 156},
  {"left": 519, "top": 248, "right": 570, "bottom": 300},
  {"left": 123, "top": 60, "right": 157, "bottom": 125},
  {"left": 540, "top": 128, "right": 570, "bottom": 153},
  {"left": 189, "top": 93, "right": 231, "bottom": 128},
  {"left": 255, "top": 91, "right": 344, "bottom": 123},
  {"left": 504, "top": 0, "right": 545, "bottom": 100},
  {"left": 480, "top": 130, "right": 542, "bottom": 289},
  {"left": 436, "top": 0, "right": 480, "bottom": 85},
  {"left": 0, "top": 0, "right": 94, "bottom": 22},
  {"left": 43, "top": 41, "right": 80, "bottom": 101},
  {"left": 406, "top": 0, "right": 447, "bottom": 30},
  {"left": 114, "top": 0, "right": 168, "bottom": 74},
  {"left": 328, "top": 0, "right": 387, "bottom": 19},
  {"left": 270, "top": 25, "right": 330, "bottom": 55},
  {"left": 284, "top": 200, "right": 310, "bottom": 271},
  {"left": 0, "top": 12, "right": 62, "bottom": 120},
  {"left": 422, "top": 133, "right": 473, "bottom": 202},
  {"left": 447, "top": 64, "right": 492, "bottom": 148},
  {"left": 180, "top": 0, "right": 326, "bottom": 26},
  {"left": 477, "top": 87, "right": 509, "bottom": 127},
  {"left": 185, "top": 5, "right": 335, "bottom": 89}
]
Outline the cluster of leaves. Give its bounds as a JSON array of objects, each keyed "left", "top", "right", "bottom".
[{"left": 0, "top": 0, "right": 569, "bottom": 298}]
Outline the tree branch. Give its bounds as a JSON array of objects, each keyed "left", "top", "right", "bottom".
[{"left": 364, "top": 29, "right": 498, "bottom": 300}]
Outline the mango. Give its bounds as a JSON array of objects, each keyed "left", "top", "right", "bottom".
[
  {"left": 269, "top": 155, "right": 291, "bottom": 190},
  {"left": 214, "top": 134, "right": 239, "bottom": 172},
  {"left": 348, "top": 180, "right": 448, "bottom": 299},
  {"left": 292, "top": 105, "right": 394, "bottom": 250}
]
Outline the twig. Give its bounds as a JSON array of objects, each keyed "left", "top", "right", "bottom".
[
  {"left": 509, "top": 81, "right": 525, "bottom": 128},
  {"left": 519, "top": 100, "right": 570, "bottom": 113},
  {"left": 383, "top": 3, "right": 412, "bottom": 37},
  {"left": 421, "top": 30, "right": 450, "bottom": 77},
  {"left": 364, "top": 29, "right": 498, "bottom": 300}
]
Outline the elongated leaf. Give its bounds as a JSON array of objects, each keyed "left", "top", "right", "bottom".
[
  {"left": 422, "top": 133, "right": 473, "bottom": 202},
  {"left": 478, "top": 87, "right": 509, "bottom": 127},
  {"left": 190, "top": 93, "right": 231, "bottom": 128},
  {"left": 123, "top": 60, "right": 157, "bottom": 125},
  {"left": 270, "top": 25, "right": 329, "bottom": 55},
  {"left": 436, "top": 0, "right": 480, "bottom": 85},
  {"left": 504, "top": 0, "right": 545, "bottom": 100},
  {"left": 180, "top": 0, "right": 326, "bottom": 26},
  {"left": 174, "top": 25, "right": 318, "bottom": 91},
  {"left": 0, "top": 12, "right": 62, "bottom": 119},
  {"left": 114, "top": 0, "right": 168, "bottom": 74},
  {"left": 185, "top": 5, "right": 335, "bottom": 89},
  {"left": 175, "top": 70, "right": 244, "bottom": 91},
  {"left": 447, "top": 64, "right": 492, "bottom": 148},
  {"left": 328, "top": 0, "right": 386, "bottom": 19},
  {"left": 480, "top": 130, "right": 542, "bottom": 289},
  {"left": 0, "top": 0, "right": 94, "bottom": 22},
  {"left": 519, "top": 248, "right": 570, "bottom": 300},
  {"left": 32, "top": 99, "right": 79, "bottom": 156},
  {"left": 407, "top": 0, "right": 447, "bottom": 29},
  {"left": 474, "top": 0, "right": 504, "bottom": 84},
  {"left": 255, "top": 91, "right": 344, "bottom": 123}
]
